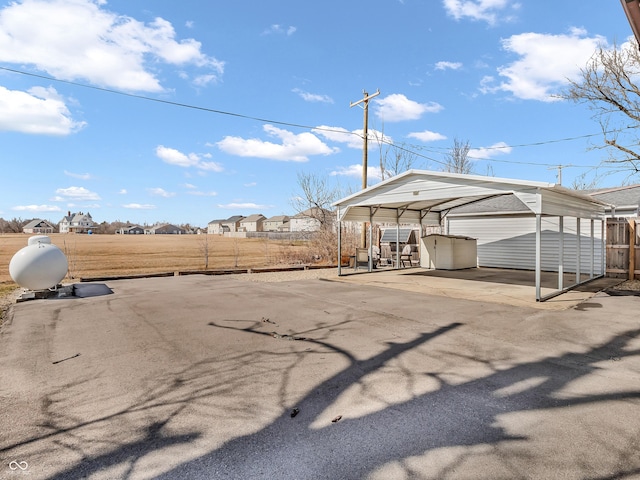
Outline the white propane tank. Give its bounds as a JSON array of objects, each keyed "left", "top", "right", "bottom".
[
  {"left": 9, "top": 236, "right": 68, "bottom": 291},
  {"left": 28, "top": 235, "right": 52, "bottom": 246}
]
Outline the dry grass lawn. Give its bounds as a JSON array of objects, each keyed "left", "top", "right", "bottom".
[{"left": 0, "top": 233, "right": 309, "bottom": 285}]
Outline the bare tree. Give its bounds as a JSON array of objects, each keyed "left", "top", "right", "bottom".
[
  {"left": 372, "top": 127, "right": 418, "bottom": 181},
  {"left": 0, "top": 217, "right": 28, "bottom": 233},
  {"left": 198, "top": 234, "right": 211, "bottom": 269},
  {"left": 232, "top": 237, "right": 240, "bottom": 268},
  {"left": 570, "top": 171, "right": 601, "bottom": 191},
  {"left": 387, "top": 144, "right": 417, "bottom": 178},
  {"left": 290, "top": 172, "right": 360, "bottom": 265},
  {"left": 290, "top": 172, "right": 341, "bottom": 229},
  {"left": 443, "top": 138, "right": 473, "bottom": 174},
  {"left": 562, "top": 41, "right": 640, "bottom": 176}
]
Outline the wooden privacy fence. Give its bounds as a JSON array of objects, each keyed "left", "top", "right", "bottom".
[{"left": 606, "top": 217, "right": 640, "bottom": 280}]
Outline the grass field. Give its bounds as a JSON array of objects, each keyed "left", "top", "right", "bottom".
[{"left": 0, "top": 233, "right": 310, "bottom": 285}]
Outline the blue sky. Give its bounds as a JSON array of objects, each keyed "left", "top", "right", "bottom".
[{"left": 0, "top": 0, "right": 636, "bottom": 227}]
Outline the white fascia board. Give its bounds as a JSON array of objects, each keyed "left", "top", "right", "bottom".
[
  {"left": 540, "top": 188, "right": 605, "bottom": 218},
  {"left": 333, "top": 169, "right": 554, "bottom": 208},
  {"left": 338, "top": 179, "right": 521, "bottom": 211},
  {"left": 400, "top": 169, "right": 553, "bottom": 188}
]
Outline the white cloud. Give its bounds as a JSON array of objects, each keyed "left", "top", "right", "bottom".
[
  {"left": 490, "top": 28, "right": 606, "bottom": 102},
  {"left": 468, "top": 141, "right": 512, "bottom": 159},
  {"left": 244, "top": 182, "right": 257, "bottom": 187},
  {"left": 330, "top": 164, "right": 383, "bottom": 181},
  {"left": 374, "top": 94, "right": 443, "bottom": 122},
  {"left": 293, "top": 88, "right": 334, "bottom": 104},
  {"left": 408, "top": 130, "right": 447, "bottom": 142},
  {"left": 217, "top": 202, "right": 271, "bottom": 209},
  {"left": 12, "top": 204, "right": 61, "bottom": 212},
  {"left": 0, "top": 86, "right": 85, "bottom": 135},
  {"left": 435, "top": 61, "right": 463, "bottom": 71},
  {"left": 217, "top": 124, "right": 338, "bottom": 162},
  {"left": 262, "top": 24, "right": 297, "bottom": 36},
  {"left": 187, "top": 190, "right": 217, "bottom": 197},
  {"left": 313, "top": 126, "right": 391, "bottom": 149},
  {"left": 64, "top": 170, "right": 92, "bottom": 180},
  {"left": 55, "top": 186, "right": 100, "bottom": 201},
  {"left": 313, "top": 126, "right": 361, "bottom": 149},
  {"left": 147, "top": 187, "right": 175, "bottom": 198},
  {"left": 118, "top": 189, "right": 127, "bottom": 195},
  {"left": 123, "top": 203, "right": 156, "bottom": 210},
  {"left": 197, "top": 161, "right": 225, "bottom": 172},
  {"left": 0, "top": 0, "right": 224, "bottom": 92},
  {"left": 192, "top": 74, "right": 219, "bottom": 87},
  {"left": 442, "top": 0, "right": 518, "bottom": 25},
  {"left": 156, "top": 146, "right": 224, "bottom": 172}
]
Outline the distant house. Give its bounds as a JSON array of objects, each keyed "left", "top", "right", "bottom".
[
  {"left": 22, "top": 219, "right": 55, "bottom": 235},
  {"left": 116, "top": 225, "right": 144, "bottom": 235},
  {"left": 240, "top": 214, "right": 266, "bottom": 232},
  {"left": 289, "top": 208, "right": 334, "bottom": 232},
  {"left": 222, "top": 215, "right": 245, "bottom": 233},
  {"left": 145, "top": 223, "right": 185, "bottom": 235},
  {"left": 277, "top": 221, "right": 290, "bottom": 232},
  {"left": 207, "top": 219, "right": 225, "bottom": 235},
  {"left": 59, "top": 211, "right": 94, "bottom": 234},
  {"left": 208, "top": 215, "right": 245, "bottom": 234},
  {"left": 586, "top": 184, "right": 640, "bottom": 217},
  {"left": 264, "top": 215, "right": 290, "bottom": 232}
]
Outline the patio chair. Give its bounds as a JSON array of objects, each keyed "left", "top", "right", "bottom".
[
  {"left": 400, "top": 244, "right": 413, "bottom": 267},
  {"left": 355, "top": 248, "right": 369, "bottom": 270}
]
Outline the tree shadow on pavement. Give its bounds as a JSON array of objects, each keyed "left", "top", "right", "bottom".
[
  {"left": 146, "top": 323, "right": 640, "bottom": 480},
  {"left": 5, "top": 319, "right": 640, "bottom": 479}
]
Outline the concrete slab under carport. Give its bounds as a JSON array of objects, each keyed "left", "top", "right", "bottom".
[{"left": 331, "top": 266, "right": 622, "bottom": 310}]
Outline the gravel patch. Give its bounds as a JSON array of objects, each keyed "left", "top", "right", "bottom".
[
  {"left": 609, "top": 279, "right": 640, "bottom": 291},
  {"left": 0, "top": 285, "right": 22, "bottom": 326},
  {"left": 235, "top": 267, "right": 338, "bottom": 283}
]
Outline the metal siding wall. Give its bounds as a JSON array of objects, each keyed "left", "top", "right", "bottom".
[{"left": 448, "top": 216, "right": 603, "bottom": 273}]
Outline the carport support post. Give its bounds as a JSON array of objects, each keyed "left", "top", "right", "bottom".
[
  {"left": 395, "top": 218, "right": 400, "bottom": 270},
  {"left": 601, "top": 219, "right": 606, "bottom": 276},
  {"left": 368, "top": 217, "right": 373, "bottom": 272},
  {"left": 337, "top": 219, "right": 342, "bottom": 276},
  {"left": 576, "top": 218, "right": 581, "bottom": 284},
  {"left": 558, "top": 216, "right": 564, "bottom": 290},
  {"left": 536, "top": 214, "right": 542, "bottom": 301},
  {"left": 590, "top": 219, "right": 595, "bottom": 278}
]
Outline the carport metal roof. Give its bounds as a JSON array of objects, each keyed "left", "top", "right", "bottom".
[
  {"left": 333, "top": 170, "right": 608, "bottom": 302},
  {"left": 334, "top": 170, "right": 606, "bottom": 224}
]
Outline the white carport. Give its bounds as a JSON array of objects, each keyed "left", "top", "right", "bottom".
[{"left": 333, "top": 170, "right": 607, "bottom": 302}]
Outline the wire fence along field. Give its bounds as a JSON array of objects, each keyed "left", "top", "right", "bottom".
[{"left": 0, "top": 233, "right": 321, "bottom": 284}]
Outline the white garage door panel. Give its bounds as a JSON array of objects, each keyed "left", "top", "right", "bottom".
[{"left": 448, "top": 216, "right": 603, "bottom": 274}]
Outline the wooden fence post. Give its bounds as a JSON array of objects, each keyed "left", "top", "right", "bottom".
[{"left": 631, "top": 218, "right": 637, "bottom": 281}]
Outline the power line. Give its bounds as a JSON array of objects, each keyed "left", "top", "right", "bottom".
[
  {"left": 0, "top": 66, "right": 359, "bottom": 140},
  {"left": 1, "top": 65, "right": 638, "bottom": 173}
]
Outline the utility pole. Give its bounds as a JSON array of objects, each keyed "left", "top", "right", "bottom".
[
  {"left": 350, "top": 89, "right": 380, "bottom": 247},
  {"left": 548, "top": 164, "right": 573, "bottom": 186}
]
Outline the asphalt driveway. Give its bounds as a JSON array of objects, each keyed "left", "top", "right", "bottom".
[{"left": 1, "top": 274, "right": 640, "bottom": 479}]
